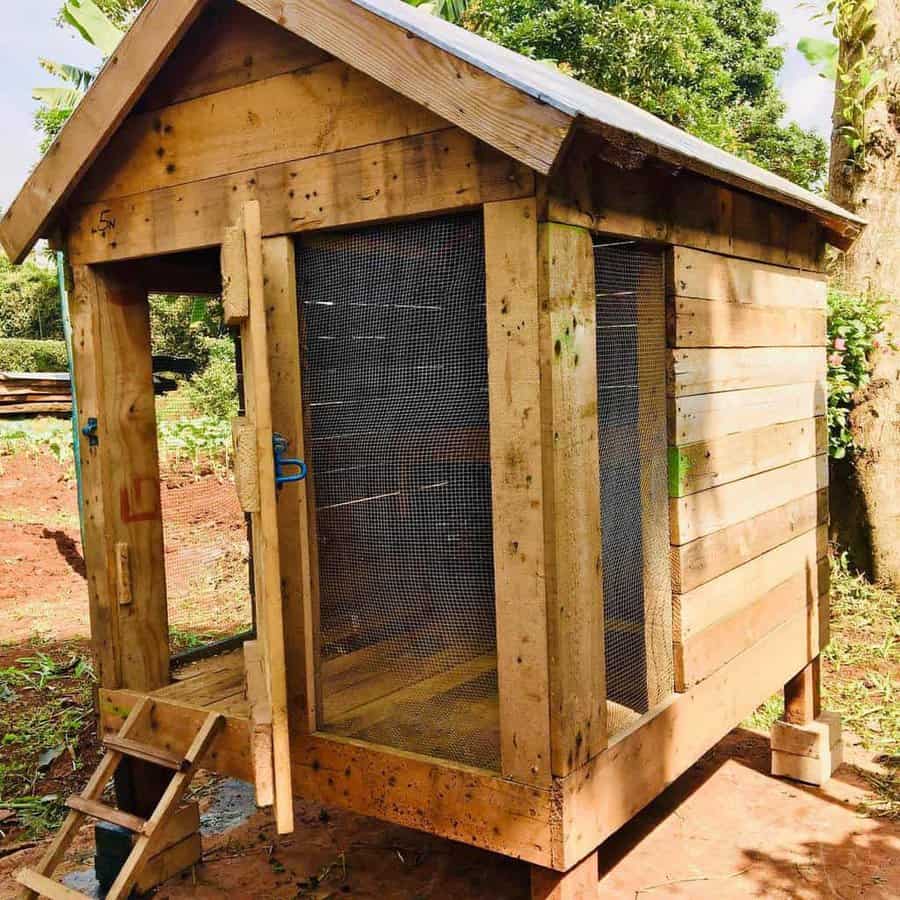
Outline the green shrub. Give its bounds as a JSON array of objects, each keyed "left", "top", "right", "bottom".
[
  {"left": 0, "top": 253, "right": 63, "bottom": 340},
  {"left": 0, "top": 338, "right": 69, "bottom": 372},
  {"left": 149, "top": 293, "right": 227, "bottom": 367},
  {"left": 184, "top": 338, "right": 239, "bottom": 419},
  {"left": 826, "top": 289, "right": 892, "bottom": 459}
]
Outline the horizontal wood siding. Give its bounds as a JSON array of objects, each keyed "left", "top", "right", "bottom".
[{"left": 667, "top": 247, "right": 829, "bottom": 690}]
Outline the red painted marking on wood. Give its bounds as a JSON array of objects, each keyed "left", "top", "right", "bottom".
[{"left": 120, "top": 476, "right": 160, "bottom": 523}]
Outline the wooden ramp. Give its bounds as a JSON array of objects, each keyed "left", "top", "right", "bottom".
[{"left": 16, "top": 697, "right": 222, "bottom": 900}]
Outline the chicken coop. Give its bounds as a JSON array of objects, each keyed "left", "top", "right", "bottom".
[{"left": 1, "top": 0, "right": 862, "bottom": 897}]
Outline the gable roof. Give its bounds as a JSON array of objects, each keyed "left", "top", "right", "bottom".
[{"left": 0, "top": 0, "right": 863, "bottom": 264}]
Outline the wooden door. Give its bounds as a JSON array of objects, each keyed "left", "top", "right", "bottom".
[{"left": 221, "top": 200, "right": 294, "bottom": 834}]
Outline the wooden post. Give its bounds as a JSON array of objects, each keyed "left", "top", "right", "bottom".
[
  {"left": 538, "top": 222, "right": 606, "bottom": 775},
  {"left": 262, "top": 235, "right": 317, "bottom": 736},
  {"left": 484, "top": 198, "right": 553, "bottom": 785},
  {"left": 69, "top": 263, "right": 169, "bottom": 692},
  {"left": 783, "top": 656, "right": 821, "bottom": 725}
]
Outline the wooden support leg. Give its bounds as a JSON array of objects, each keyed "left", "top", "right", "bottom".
[
  {"left": 531, "top": 851, "right": 598, "bottom": 900},
  {"left": 783, "top": 655, "right": 821, "bottom": 724},
  {"left": 771, "top": 656, "right": 842, "bottom": 786}
]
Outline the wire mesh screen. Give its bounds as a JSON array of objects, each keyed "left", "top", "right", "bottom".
[
  {"left": 594, "top": 240, "right": 673, "bottom": 732},
  {"left": 148, "top": 295, "right": 253, "bottom": 655},
  {"left": 295, "top": 213, "right": 499, "bottom": 770}
]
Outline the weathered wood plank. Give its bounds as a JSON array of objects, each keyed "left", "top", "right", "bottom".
[
  {"left": 92, "top": 266, "right": 169, "bottom": 691},
  {"left": 100, "top": 690, "right": 559, "bottom": 868},
  {"left": 675, "top": 557, "right": 828, "bottom": 688},
  {"left": 670, "top": 454, "right": 827, "bottom": 546},
  {"left": 242, "top": 0, "right": 573, "bottom": 176},
  {"left": 668, "top": 246, "right": 827, "bottom": 307},
  {"left": 545, "top": 136, "right": 824, "bottom": 272},
  {"left": 668, "top": 383, "right": 826, "bottom": 445},
  {"left": 671, "top": 488, "right": 828, "bottom": 593},
  {"left": 669, "top": 297, "right": 826, "bottom": 348},
  {"left": 673, "top": 525, "right": 827, "bottom": 643},
  {"left": 484, "top": 198, "right": 552, "bottom": 786},
  {"left": 136, "top": 0, "right": 331, "bottom": 112},
  {"left": 669, "top": 418, "right": 827, "bottom": 497},
  {"left": 667, "top": 347, "right": 825, "bottom": 397},
  {"left": 67, "top": 128, "right": 533, "bottom": 264},
  {"left": 77, "top": 59, "right": 446, "bottom": 203},
  {"left": 0, "top": 0, "right": 209, "bottom": 263},
  {"left": 559, "top": 602, "right": 824, "bottom": 866},
  {"left": 538, "top": 222, "right": 606, "bottom": 775}
]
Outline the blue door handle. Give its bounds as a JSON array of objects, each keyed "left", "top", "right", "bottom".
[{"left": 273, "top": 434, "right": 307, "bottom": 486}]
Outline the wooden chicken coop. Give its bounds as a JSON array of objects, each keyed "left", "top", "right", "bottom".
[{"left": 0, "top": 0, "right": 862, "bottom": 897}]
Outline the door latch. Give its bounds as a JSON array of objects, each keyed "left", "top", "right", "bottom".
[
  {"left": 82, "top": 417, "right": 99, "bottom": 448},
  {"left": 273, "top": 433, "right": 306, "bottom": 486}
]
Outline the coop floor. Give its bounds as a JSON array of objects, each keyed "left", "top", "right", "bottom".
[
  {"left": 158, "top": 647, "right": 250, "bottom": 717},
  {"left": 319, "top": 635, "right": 641, "bottom": 771}
]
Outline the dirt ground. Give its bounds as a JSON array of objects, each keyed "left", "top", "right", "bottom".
[{"left": 1, "top": 446, "right": 898, "bottom": 897}]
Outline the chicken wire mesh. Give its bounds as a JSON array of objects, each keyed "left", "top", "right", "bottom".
[
  {"left": 594, "top": 240, "right": 673, "bottom": 730},
  {"left": 295, "top": 213, "right": 499, "bottom": 771},
  {"left": 148, "top": 295, "right": 254, "bottom": 656}
]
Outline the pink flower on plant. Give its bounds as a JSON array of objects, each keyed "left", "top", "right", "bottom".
[
  {"left": 828, "top": 352, "right": 843, "bottom": 367},
  {"left": 833, "top": 337, "right": 847, "bottom": 351}
]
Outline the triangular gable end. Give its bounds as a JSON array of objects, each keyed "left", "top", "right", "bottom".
[{"left": 0, "top": 0, "right": 863, "bottom": 264}]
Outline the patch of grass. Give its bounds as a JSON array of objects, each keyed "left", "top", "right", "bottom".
[
  {"left": 0, "top": 645, "right": 96, "bottom": 839},
  {"left": 745, "top": 552, "right": 900, "bottom": 819}
]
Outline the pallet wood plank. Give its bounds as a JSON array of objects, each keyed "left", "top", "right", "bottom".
[
  {"left": 671, "top": 488, "right": 828, "bottom": 593},
  {"left": 136, "top": 0, "right": 331, "bottom": 111},
  {"left": 669, "top": 417, "right": 826, "bottom": 498},
  {"left": 539, "top": 222, "right": 606, "bottom": 775},
  {"left": 669, "top": 383, "right": 826, "bottom": 446},
  {"left": 669, "top": 297, "right": 826, "bottom": 348},
  {"left": 66, "top": 127, "right": 533, "bottom": 264},
  {"left": 673, "top": 525, "right": 827, "bottom": 642},
  {"left": 262, "top": 235, "right": 318, "bottom": 735},
  {"left": 670, "top": 455, "right": 827, "bottom": 545},
  {"left": 66, "top": 796, "right": 146, "bottom": 833},
  {"left": 15, "top": 869, "right": 88, "bottom": 900},
  {"left": 238, "top": 201, "right": 294, "bottom": 834},
  {"left": 244, "top": 640, "right": 275, "bottom": 808},
  {"left": 667, "top": 347, "right": 825, "bottom": 397},
  {"left": 668, "top": 246, "right": 827, "bottom": 307},
  {"left": 675, "top": 559, "right": 828, "bottom": 688},
  {"left": 484, "top": 197, "right": 552, "bottom": 786},
  {"left": 77, "top": 59, "right": 446, "bottom": 203}
]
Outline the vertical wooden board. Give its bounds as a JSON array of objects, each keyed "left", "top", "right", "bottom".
[
  {"left": 668, "top": 246, "right": 827, "bottom": 307},
  {"left": 238, "top": 201, "right": 294, "bottom": 833},
  {"left": 539, "top": 222, "right": 606, "bottom": 775},
  {"left": 93, "top": 266, "right": 169, "bottom": 691},
  {"left": 68, "top": 264, "right": 120, "bottom": 688},
  {"left": 636, "top": 256, "right": 673, "bottom": 708},
  {"left": 262, "top": 235, "right": 318, "bottom": 736},
  {"left": 484, "top": 198, "right": 552, "bottom": 786},
  {"left": 785, "top": 656, "right": 822, "bottom": 724}
]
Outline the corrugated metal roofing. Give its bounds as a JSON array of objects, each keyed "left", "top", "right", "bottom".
[{"left": 355, "top": 0, "right": 864, "bottom": 236}]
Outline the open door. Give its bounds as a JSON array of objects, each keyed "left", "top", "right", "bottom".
[{"left": 221, "top": 201, "right": 294, "bottom": 834}]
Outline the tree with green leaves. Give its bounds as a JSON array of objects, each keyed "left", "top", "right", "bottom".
[
  {"left": 34, "top": 1, "right": 126, "bottom": 152},
  {"left": 463, "top": 0, "right": 828, "bottom": 188}
]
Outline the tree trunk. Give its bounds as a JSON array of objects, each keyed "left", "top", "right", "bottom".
[{"left": 829, "top": 0, "right": 900, "bottom": 588}]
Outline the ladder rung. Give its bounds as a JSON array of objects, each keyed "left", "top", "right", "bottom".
[
  {"left": 103, "top": 734, "right": 185, "bottom": 771},
  {"left": 15, "top": 867, "right": 90, "bottom": 899},
  {"left": 66, "top": 796, "right": 147, "bottom": 834}
]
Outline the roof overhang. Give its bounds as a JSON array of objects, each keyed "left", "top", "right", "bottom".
[{"left": 0, "top": 0, "right": 864, "bottom": 264}]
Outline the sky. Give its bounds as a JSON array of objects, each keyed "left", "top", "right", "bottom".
[{"left": 0, "top": 0, "right": 835, "bottom": 214}]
